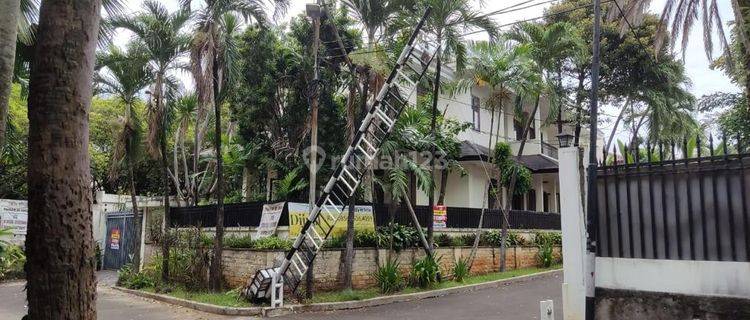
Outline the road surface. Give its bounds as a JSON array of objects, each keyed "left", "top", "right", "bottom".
[{"left": 0, "top": 270, "right": 562, "bottom": 320}]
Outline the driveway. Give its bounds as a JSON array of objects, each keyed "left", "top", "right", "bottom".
[
  {"left": 0, "top": 270, "right": 562, "bottom": 320},
  {"left": 0, "top": 271, "right": 243, "bottom": 320},
  {"left": 277, "top": 270, "right": 563, "bottom": 320}
]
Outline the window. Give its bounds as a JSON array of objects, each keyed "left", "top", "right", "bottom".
[
  {"left": 512, "top": 194, "right": 525, "bottom": 210},
  {"left": 543, "top": 192, "right": 550, "bottom": 213},
  {"left": 471, "top": 95, "right": 480, "bottom": 131}
]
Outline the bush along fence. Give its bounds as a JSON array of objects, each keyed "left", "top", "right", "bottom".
[
  {"left": 170, "top": 203, "right": 560, "bottom": 230},
  {"left": 596, "top": 135, "right": 750, "bottom": 261}
]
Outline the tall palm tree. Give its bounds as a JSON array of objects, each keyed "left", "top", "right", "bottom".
[
  {"left": 0, "top": 0, "right": 20, "bottom": 155},
  {"left": 416, "top": 0, "right": 499, "bottom": 248},
  {"left": 25, "top": 0, "right": 101, "bottom": 318},
  {"left": 95, "top": 43, "right": 153, "bottom": 271},
  {"left": 111, "top": 0, "right": 190, "bottom": 283},
  {"left": 613, "top": 0, "right": 750, "bottom": 104},
  {"left": 183, "top": 0, "right": 288, "bottom": 291}
]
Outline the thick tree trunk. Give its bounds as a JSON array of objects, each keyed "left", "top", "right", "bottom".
[
  {"left": 129, "top": 161, "right": 142, "bottom": 271},
  {"left": 499, "top": 95, "right": 540, "bottom": 272},
  {"left": 210, "top": 50, "right": 224, "bottom": 291},
  {"left": 0, "top": 0, "right": 20, "bottom": 154},
  {"left": 25, "top": 0, "right": 101, "bottom": 318}
]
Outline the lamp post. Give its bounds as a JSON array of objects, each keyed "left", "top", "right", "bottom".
[{"left": 557, "top": 133, "right": 574, "bottom": 149}]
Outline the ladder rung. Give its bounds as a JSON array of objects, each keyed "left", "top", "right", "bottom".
[
  {"left": 338, "top": 176, "right": 355, "bottom": 193},
  {"left": 342, "top": 168, "right": 359, "bottom": 186},
  {"left": 396, "top": 68, "right": 416, "bottom": 87},
  {"left": 324, "top": 197, "right": 342, "bottom": 214},
  {"left": 374, "top": 107, "right": 394, "bottom": 128}
]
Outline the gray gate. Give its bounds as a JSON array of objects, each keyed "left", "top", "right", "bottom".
[{"left": 103, "top": 212, "right": 139, "bottom": 270}]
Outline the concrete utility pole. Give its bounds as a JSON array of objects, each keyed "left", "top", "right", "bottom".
[
  {"left": 585, "top": 0, "right": 602, "bottom": 318},
  {"left": 306, "top": 1, "right": 322, "bottom": 300}
]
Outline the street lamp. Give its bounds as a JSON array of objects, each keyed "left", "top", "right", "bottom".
[{"left": 557, "top": 133, "right": 574, "bottom": 148}]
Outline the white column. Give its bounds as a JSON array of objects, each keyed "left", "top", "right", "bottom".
[
  {"left": 559, "top": 147, "right": 587, "bottom": 320},
  {"left": 536, "top": 176, "right": 544, "bottom": 212}
]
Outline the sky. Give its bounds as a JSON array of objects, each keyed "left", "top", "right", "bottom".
[{"left": 117, "top": 0, "right": 740, "bottom": 142}]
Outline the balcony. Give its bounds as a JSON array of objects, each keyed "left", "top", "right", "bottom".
[{"left": 541, "top": 141, "right": 558, "bottom": 159}]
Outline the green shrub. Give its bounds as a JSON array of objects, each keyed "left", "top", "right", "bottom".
[
  {"left": 537, "top": 242, "right": 555, "bottom": 268},
  {"left": 452, "top": 257, "right": 470, "bottom": 282},
  {"left": 354, "top": 230, "right": 378, "bottom": 247},
  {"left": 253, "top": 236, "right": 292, "bottom": 250},
  {"left": 376, "top": 258, "right": 404, "bottom": 294},
  {"left": 458, "top": 234, "right": 476, "bottom": 247},
  {"left": 482, "top": 231, "right": 502, "bottom": 246},
  {"left": 323, "top": 235, "right": 346, "bottom": 248},
  {"left": 0, "top": 244, "right": 25, "bottom": 280},
  {"left": 376, "top": 223, "right": 419, "bottom": 252},
  {"left": 200, "top": 233, "right": 213, "bottom": 247},
  {"left": 450, "top": 235, "right": 465, "bottom": 247},
  {"left": 435, "top": 233, "right": 452, "bottom": 247},
  {"left": 508, "top": 231, "right": 527, "bottom": 246},
  {"left": 410, "top": 254, "right": 442, "bottom": 288},
  {"left": 534, "top": 232, "right": 562, "bottom": 246},
  {"left": 118, "top": 264, "right": 155, "bottom": 289},
  {"left": 224, "top": 235, "right": 254, "bottom": 248}
]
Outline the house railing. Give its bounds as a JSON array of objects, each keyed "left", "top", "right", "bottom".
[{"left": 170, "top": 203, "right": 561, "bottom": 230}]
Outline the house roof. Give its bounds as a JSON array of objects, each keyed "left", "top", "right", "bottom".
[
  {"left": 514, "top": 154, "right": 558, "bottom": 173},
  {"left": 458, "top": 140, "right": 558, "bottom": 173}
]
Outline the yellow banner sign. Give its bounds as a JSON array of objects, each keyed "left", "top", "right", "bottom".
[{"left": 287, "top": 202, "right": 375, "bottom": 237}]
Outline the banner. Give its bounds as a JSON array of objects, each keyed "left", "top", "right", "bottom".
[
  {"left": 255, "top": 202, "right": 285, "bottom": 239},
  {"left": 288, "top": 202, "right": 375, "bottom": 237},
  {"left": 110, "top": 227, "right": 121, "bottom": 250},
  {"left": 433, "top": 205, "right": 447, "bottom": 229},
  {"left": 0, "top": 199, "right": 28, "bottom": 245}
]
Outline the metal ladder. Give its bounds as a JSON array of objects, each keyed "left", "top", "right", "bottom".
[{"left": 244, "top": 8, "right": 437, "bottom": 307}]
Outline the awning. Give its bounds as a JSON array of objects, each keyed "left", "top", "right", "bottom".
[{"left": 458, "top": 140, "right": 558, "bottom": 173}]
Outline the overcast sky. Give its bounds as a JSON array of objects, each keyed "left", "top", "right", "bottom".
[{"left": 118, "top": 0, "right": 739, "bottom": 142}]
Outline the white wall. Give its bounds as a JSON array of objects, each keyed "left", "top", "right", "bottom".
[{"left": 596, "top": 257, "right": 750, "bottom": 298}]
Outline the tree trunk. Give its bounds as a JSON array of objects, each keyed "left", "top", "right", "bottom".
[
  {"left": 604, "top": 98, "right": 631, "bottom": 154},
  {"left": 403, "top": 190, "right": 433, "bottom": 257},
  {"left": 437, "top": 169, "right": 448, "bottom": 205},
  {"left": 129, "top": 160, "right": 142, "bottom": 271},
  {"left": 210, "top": 48, "right": 225, "bottom": 292},
  {"left": 25, "top": 0, "right": 101, "bottom": 318},
  {"left": 0, "top": 0, "right": 19, "bottom": 155},
  {"left": 499, "top": 95, "right": 540, "bottom": 272},
  {"left": 427, "top": 35, "right": 442, "bottom": 249},
  {"left": 342, "top": 69, "right": 360, "bottom": 290}
]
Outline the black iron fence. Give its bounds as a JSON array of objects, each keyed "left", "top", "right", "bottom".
[
  {"left": 596, "top": 136, "right": 750, "bottom": 262},
  {"left": 171, "top": 202, "right": 560, "bottom": 230}
]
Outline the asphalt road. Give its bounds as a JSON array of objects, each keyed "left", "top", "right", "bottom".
[
  {"left": 0, "top": 270, "right": 562, "bottom": 320},
  {"left": 277, "top": 271, "right": 563, "bottom": 320}
]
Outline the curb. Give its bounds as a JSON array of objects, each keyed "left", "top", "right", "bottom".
[
  {"left": 115, "top": 268, "right": 561, "bottom": 318},
  {"left": 112, "top": 287, "right": 264, "bottom": 317}
]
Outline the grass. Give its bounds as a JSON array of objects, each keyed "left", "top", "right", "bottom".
[
  {"left": 308, "top": 264, "right": 561, "bottom": 304},
  {"left": 135, "top": 265, "right": 561, "bottom": 308},
  {"left": 142, "top": 287, "right": 252, "bottom": 308}
]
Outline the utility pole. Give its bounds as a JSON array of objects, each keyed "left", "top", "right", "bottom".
[
  {"left": 585, "top": 0, "right": 602, "bottom": 319},
  {"left": 306, "top": 1, "right": 322, "bottom": 300}
]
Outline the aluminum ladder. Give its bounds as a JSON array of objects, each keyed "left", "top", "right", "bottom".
[{"left": 244, "top": 8, "right": 438, "bottom": 307}]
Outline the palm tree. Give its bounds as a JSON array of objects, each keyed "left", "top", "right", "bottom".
[
  {"left": 613, "top": 1, "right": 750, "bottom": 104},
  {"left": 95, "top": 43, "right": 152, "bottom": 270},
  {"left": 416, "top": 0, "right": 499, "bottom": 248},
  {"left": 111, "top": 0, "right": 190, "bottom": 283},
  {"left": 171, "top": 92, "right": 198, "bottom": 205},
  {"left": 0, "top": 0, "right": 20, "bottom": 154},
  {"left": 25, "top": 0, "right": 101, "bottom": 318},
  {"left": 183, "top": 0, "right": 288, "bottom": 291}
]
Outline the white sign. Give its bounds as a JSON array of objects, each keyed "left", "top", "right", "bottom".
[
  {"left": 0, "top": 199, "right": 28, "bottom": 245},
  {"left": 255, "top": 202, "right": 285, "bottom": 239},
  {"left": 287, "top": 202, "right": 375, "bottom": 237}
]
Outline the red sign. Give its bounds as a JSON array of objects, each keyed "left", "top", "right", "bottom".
[
  {"left": 433, "top": 205, "right": 447, "bottom": 229},
  {"left": 110, "top": 228, "right": 121, "bottom": 250}
]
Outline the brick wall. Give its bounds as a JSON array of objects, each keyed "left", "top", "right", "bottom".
[{"left": 221, "top": 246, "right": 560, "bottom": 290}]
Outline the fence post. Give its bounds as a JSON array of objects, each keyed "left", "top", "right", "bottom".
[{"left": 559, "top": 147, "right": 587, "bottom": 320}]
